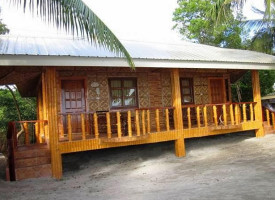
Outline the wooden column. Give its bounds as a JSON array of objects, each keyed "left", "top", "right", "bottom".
[
  {"left": 171, "top": 69, "right": 185, "bottom": 157},
  {"left": 251, "top": 70, "right": 264, "bottom": 137},
  {"left": 45, "top": 67, "right": 62, "bottom": 179}
]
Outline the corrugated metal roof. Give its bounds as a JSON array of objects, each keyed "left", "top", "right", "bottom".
[{"left": 0, "top": 35, "right": 275, "bottom": 65}]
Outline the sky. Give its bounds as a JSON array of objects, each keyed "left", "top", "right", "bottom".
[{"left": 0, "top": 0, "right": 266, "bottom": 42}]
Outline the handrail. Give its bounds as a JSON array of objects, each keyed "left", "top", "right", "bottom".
[
  {"left": 58, "top": 106, "right": 175, "bottom": 115},
  {"left": 182, "top": 102, "right": 256, "bottom": 108}
]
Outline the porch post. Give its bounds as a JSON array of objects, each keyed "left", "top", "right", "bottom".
[
  {"left": 171, "top": 68, "right": 186, "bottom": 157},
  {"left": 45, "top": 67, "right": 62, "bottom": 179},
  {"left": 251, "top": 70, "right": 264, "bottom": 137}
]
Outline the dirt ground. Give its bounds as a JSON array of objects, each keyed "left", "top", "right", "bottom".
[{"left": 1, "top": 131, "right": 275, "bottom": 200}]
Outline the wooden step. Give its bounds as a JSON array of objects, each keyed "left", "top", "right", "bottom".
[
  {"left": 8, "top": 143, "right": 52, "bottom": 181},
  {"left": 15, "top": 164, "right": 52, "bottom": 180}
]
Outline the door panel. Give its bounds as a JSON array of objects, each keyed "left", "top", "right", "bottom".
[
  {"left": 209, "top": 79, "right": 225, "bottom": 104},
  {"left": 61, "top": 80, "right": 86, "bottom": 133}
]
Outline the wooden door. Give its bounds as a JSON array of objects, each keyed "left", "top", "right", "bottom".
[
  {"left": 209, "top": 78, "right": 225, "bottom": 104},
  {"left": 61, "top": 80, "right": 86, "bottom": 133},
  {"left": 209, "top": 78, "right": 226, "bottom": 119}
]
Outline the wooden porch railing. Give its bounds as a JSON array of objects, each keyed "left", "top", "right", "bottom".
[
  {"left": 182, "top": 102, "right": 257, "bottom": 130},
  {"left": 58, "top": 107, "right": 175, "bottom": 142},
  {"left": 6, "top": 120, "right": 48, "bottom": 181},
  {"left": 263, "top": 107, "right": 275, "bottom": 130}
]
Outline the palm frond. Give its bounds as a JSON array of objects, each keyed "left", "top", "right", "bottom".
[{"left": 13, "top": 0, "right": 134, "bottom": 68}]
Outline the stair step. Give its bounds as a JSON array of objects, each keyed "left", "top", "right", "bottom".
[
  {"left": 14, "top": 147, "right": 50, "bottom": 159},
  {"left": 15, "top": 156, "right": 51, "bottom": 168},
  {"left": 15, "top": 164, "right": 52, "bottom": 181}
]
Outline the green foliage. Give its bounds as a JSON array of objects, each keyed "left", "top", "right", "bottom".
[
  {"left": 0, "top": 8, "right": 9, "bottom": 35},
  {"left": 231, "top": 71, "right": 275, "bottom": 102},
  {"left": 173, "top": 0, "right": 243, "bottom": 48},
  {"left": 0, "top": 88, "right": 36, "bottom": 152}
]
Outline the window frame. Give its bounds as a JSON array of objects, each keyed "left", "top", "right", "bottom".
[
  {"left": 108, "top": 77, "right": 138, "bottom": 109},
  {"left": 180, "top": 78, "right": 194, "bottom": 105}
]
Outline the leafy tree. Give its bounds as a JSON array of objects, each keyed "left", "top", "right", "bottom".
[
  {"left": 0, "top": 87, "right": 36, "bottom": 152},
  {"left": 0, "top": 8, "right": 9, "bottom": 34},
  {"left": 173, "top": 0, "right": 243, "bottom": 48}
]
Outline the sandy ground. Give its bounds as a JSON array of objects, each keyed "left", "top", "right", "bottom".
[{"left": 1, "top": 131, "right": 275, "bottom": 200}]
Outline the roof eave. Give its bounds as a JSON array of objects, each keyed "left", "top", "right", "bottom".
[{"left": 1, "top": 55, "right": 275, "bottom": 70}]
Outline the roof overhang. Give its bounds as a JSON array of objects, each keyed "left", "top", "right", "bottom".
[{"left": 1, "top": 55, "right": 275, "bottom": 70}]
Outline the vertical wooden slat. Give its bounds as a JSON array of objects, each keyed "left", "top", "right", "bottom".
[
  {"left": 116, "top": 112, "right": 122, "bottom": 138},
  {"left": 35, "top": 122, "right": 39, "bottom": 144},
  {"left": 23, "top": 122, "right": 30, "bottom": 145},
  {"left": 250, "top": 103, "right": 254, "bottom": 121},
  {"left": 142, "top": 110, "right": 146, "bottom": 135},
  {"left": 213, "top": 105, "right": 218, "bottom": 127},
  {"left": 81, "top": 114, "right": 86, "bottom": 140},
  {"left": 106, "top": 112, "right": 112, "bottom": 138},
  {"left": 266, "top": 109, "right": 270, "bottom": 126},
  {"left": 242, "top": 104, "right": 247, "bottom": 122},
  {"left": 93, "top": 113, "right": 99, "bottom": 139},
  {"left": 251, "top": 70, "right": 264, "bottom": 137},
  {"left": 203, "top": 106, "right": 207, "bottom": 127},
  {"left": 147, "top": 110, "right": 151, "bottom": 133},
  {"left": 127, "top": 111, "right": 132, "bottom": 137},
  {"left": 165, "top": 109, "right": 170, "bottom": 131},
  {"left": 67, "top": 115, "right": 72, "bottom": 142},
  {"left": 187, "top": 107, "right": 191, "bottom": 129},
  {"left": 234, "top": 104, "right": 239, "bottom": 125},
  {"left": 136, "top": 110, "right": 141, "bottom": 136},
  {"left": 230, "top": 104, "right": 234, "bottom": 125},
  {"left": 222, "top": 104, "right": 227, "bottom": 126},
  {"left": 196, "top": 106, "right": 201, "bottom": 128},
  {"left": 238, "top": 106, "right": 242, "bottom": 123},
  {"left": 272, "top": 112, "right": 275, "bottom": 130},
  {"left": 155, "top": 109, "right": 160, "bottom": 132}
]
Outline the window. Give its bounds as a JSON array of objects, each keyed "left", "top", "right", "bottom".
[
  {"left": 180, "top": 78, "right": 194, "bottom": 104},
  {"left": 109, "top": 78, "right": 138, "bottom": 108}
]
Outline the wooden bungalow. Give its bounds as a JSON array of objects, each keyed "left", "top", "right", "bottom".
[{"left": 1, "top": 36, "right": 275, "bottom": 180}]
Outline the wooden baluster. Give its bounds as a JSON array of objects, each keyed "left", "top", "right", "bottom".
[
  {"left": 136, "top": 110, "right": 141, "bottom": 136},
  {"left": 213, "top": 106, "right": 218, "bottom": 127},
  {"left": 242, "top": 104, "right": 247, "bottom": 122},
  {"left": 67, "top": 114, "right": 72, "bottom": 141},
  {"left": 35, "top": 122, "right": 39, "bottom": 144},
  {"left": 272, "top": 112, "right": 275, "bottom": 130},
  {"left": 203, "top": 106, "right": 208, "bottom": 127},
  {"left": 250, "top": 103, "right": 254, "bottom": 121},
  {"left": 106, "top": 112, "right": 112, "bottom": 138},
  {"left": 165, "top": 109, "right": 170, "bottom": 131},
  {"left": 266, "top": 109, "right": 270, "bottom": 126},
  {"left": 81, "top": 114, "right": 86, "bottom": 140},
  {"left": 187, "top": 107, "right": 191, "bottom": 129},
  {"left": 234, "top": 105, "right": 239, "bottom": 125},
  {"left": 222, "top": 104, "right": 227, "bottom": 126},
  {"left": 196, "top": 106, "right": 201, "bottom": 128},
  {"left": 23, "top": 122, "right": 30, "bottom": 145},
  {"left": 128, "top": 111, "right": 132, "bottom": 137},
  {"left": 142, "top": 110, "right": 146, "bottom": 135},
  {"left": 155, "top": 109, "right": 160, "bottom": 132},
  {"left": 59, "top": 118, "right": 64, "bottom": 138},
  {"left": 147, "top": 110, "right": 150, "bottom": 133},
  {"left": 116, "top": 112, "right": 122, "bottom": 138},
  {"left": 229, "top": 104, "right": 234, "bottom": 125},
  {"left": 93, "top": 113, "right": 99, "bottom": 139}
]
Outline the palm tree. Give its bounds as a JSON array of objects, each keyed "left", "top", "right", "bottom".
[
  {"left": 12, "top": 0, "right": 134, "bottom": 67},
  {"left": 211, "top": 0, "right": 275, "bottom": 54}
]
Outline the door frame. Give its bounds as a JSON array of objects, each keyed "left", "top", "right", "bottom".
[
  {"left": 59, "top": 77, "right": 88, "bottom": 113},
  {"left": 208, "top": 77, "right": 227, "bottom": 104}
]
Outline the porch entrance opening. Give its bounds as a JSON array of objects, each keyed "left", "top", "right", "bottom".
[{"left": 61, "top": 79, "right": 86, "bottom": 134}]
